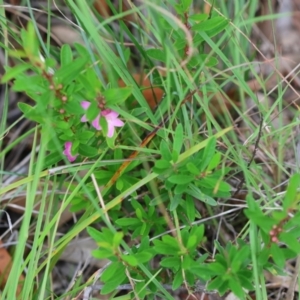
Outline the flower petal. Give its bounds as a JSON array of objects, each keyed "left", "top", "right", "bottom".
[
  {"left": 81, "top": 115, "right": 88, "bottom": 122},
  {"left": 63, "top": 142, "right": 78, "bottom": 162},
  {"left": 107, "top": 123, "right": 115, "bottom": 137},
  {"left": 102, "top": 109, "right": 118, "bottom": 119},
  {"left": 81, "top": 101, "right": 91, "bottom": 110},
  {"left": 91, "top": 114, "right": 102, "bottom": 130},
  {"left": 112, "top": 119, "right": 124, "bottom": 127}
]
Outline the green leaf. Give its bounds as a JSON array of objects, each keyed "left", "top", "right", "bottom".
[
  {"left": 238, "top": 274, "right": 254, "bottom": 290},
  {"left": 18, "top": 102, "right": 34, "bottom": 115},
  {"left": 172, "top": 150, "right": 179, "bottom": 163},
  {"left": 181, "top": 0, "right": 192, "bottom": 11},
  {"left": 199, "top": 137, "right": 216, "bottom": 171},
  {"left": 153, "top": 240, "right": 178, "bottom": 255},
  {"left": 207, "top": 275, "right": 225, "bottom": 290},
  {"left": 189, "top": 13, "right": 208, "bottom": 22},
  {"left": 185, "top": 195, "right": 196, "bottom": 222},
  {"left": 231, "top": 245, "right": 250, "bottom": 272},
  {"left": 228, "top": 278, "right": 245, "bottom": 299},
  {"left": 112, "top": 232, "right": 124, "bottom": 248},
  {"left": 87, "top": 227, "right": 104, "bottom": 243},
  {"left": 18, "top": 103, "right": 44, "bottom": 123},
  {"left": 208, "top": 262, "right": 226, "bottom": 274},
  {"left": 162, "top": 235, "right": 180, "bottom": 249},
  {"left": 160, "top": 140, "right": 172, "bottom": 161},
  {"left": 172, "top": 271, "right": 183, "bottom": 290},
  {"left": 55, "top": 56, "right": 88, "bottom": 85},
  {"left": 173, "top": 123, "right": 183, "bottom": 154},
  {"left": 170, "top": 194, "right": 182, "bottom": 211},
  {"left": 60, "top": 44, "right": 73, "bottom": 66},
  {"left": 283, "top": 173, "right": 300, "bottom": 211},
  {"left": 174, "top": 183, "right": 188, "bottom": 195},
  {"left": 134, "top": 251, "right": 153, "bottom": 263},
  {"left": 280, "top": 232, "right": 300, "bottom": 253},
  {"left": 192, "top": 16, "right": 228, "bottom": 32},
  {"left": 146, "top": 49, "right": 166, "bottom": 62},
  {"left": 186, "top": 162, "right": 200, "bottom": 175},
  {"left": 55, "top": 121, "right": 69, "bottom": 130},
  {"left": 199, "top": 54, "right": 218, "bottom": 68},
  {"left": 270, "top": 243, "right": 285, "bottom": 269},
  {"left": 76, "top": 131, "right": 94, "bottom": 141},
  {"left": 187, "top": 184, "right": 217, "bottom": 206},
  {"left": 186, "top": 235, "right": 197, "bottom": 249},
  {"left": 101, "top": 264, "right": 126, "bottom": 294},
  {"left": 1, "top": 64, "right": 32, "bottom": 83},
  {"left": 22, "top": 21, "right": 39, "bottom": 57},
  {"left": 121, "top": 254, "right": 138, "bottom": 266},
  {"left": 64, "top": 99, "right": 85, "bottom": 114},
  {"left": 115, "top": 218, "right": 141, "bottom": 226},
  {"left": 154, "top": 159, "right": 172, "bottom": 170},
  {"left": 160, "top": 257, "right": 181, "bottom": 269},
  {"left": 104, "top": 87, "right": 132, "bottom": 105},
  {"left": 92, "top": 248, "right": 114, "bottom": 259},
  {"left": 206, "top": 152, "right": 221, "bottom": 171},
  {"left": 78, "top": 144, "right": 98, "bottom": 157},
  {"left": 168, "top": 174, "right": 194, "bottom": 185},
  {"left": 8, "top": 50, "right": 27, "bottom": 59}
]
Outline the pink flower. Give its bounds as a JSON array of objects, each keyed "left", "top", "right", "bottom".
[
  {"left": 81, "top": 101, "right": 124, "bottom": 137},
  {"left": 101, "top": 109, "right": 124, "bottom": 137},
  {"left": 63, "top": 142, "right": 78, "bottom": 162}
]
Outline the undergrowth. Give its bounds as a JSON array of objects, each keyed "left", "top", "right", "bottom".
[{"left": 0, "top": 0, "right": 300, "bottom": 299}]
